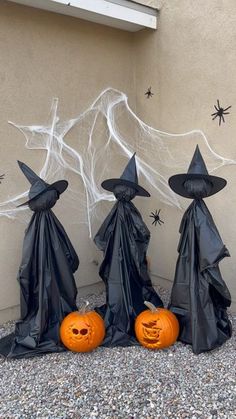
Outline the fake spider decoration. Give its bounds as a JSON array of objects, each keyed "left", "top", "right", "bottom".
[
  {"left": 149, "top": 209, "right": 164, "bottom": 226},
  {"left": 0, "top": 174, "right": 5, "bottom": 183},
  {"left": 145, "top": 87, "right": 154, "bottom": 99},
  {"left": 211, "top": 100, "right": 231, "bottom": 126}
]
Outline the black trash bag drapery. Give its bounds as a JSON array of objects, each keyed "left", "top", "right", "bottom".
[
  {"left": 169, "top": 199, "right": 232, "bottom": 354},
  {"left": 168, "top": 146, "right": 232, "bottom": 354},
  {"left": 94, "top": 154, "right": 163, "bottom": 347},
  {"left": 0, "top": 162, "right": 79, "bottom": 358}
]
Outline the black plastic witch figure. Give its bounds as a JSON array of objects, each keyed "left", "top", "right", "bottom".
[
  {"left": 94, "top": 153, "right": 163, "bottom": 346},
  {"left": 0, "top": 161, "right": 79, "bottom": 358},
  {"left": 168, "top": 145, "right": 232, "bottom": 354}
]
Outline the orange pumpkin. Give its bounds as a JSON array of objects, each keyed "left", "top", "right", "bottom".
[
  {"left": 60, "top": 302, "right": 105, "bottom": 352},
  {"left": 135, "top": 301, "right": 179, "bottom": 350}
]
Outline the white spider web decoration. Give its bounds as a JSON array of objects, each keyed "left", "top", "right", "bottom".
[{"left": 0, "top": 87, "right": 235, "bottom": 237}]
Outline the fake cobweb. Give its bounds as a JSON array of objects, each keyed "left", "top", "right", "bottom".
[{"left": 0, "top": 87, "right": 235, "bottom": 237}]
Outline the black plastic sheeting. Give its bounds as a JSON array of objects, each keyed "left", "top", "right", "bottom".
[
  {"left": 94, "top": 185, "right": 163, "bottom": 347},
  {"left": 0, "top": 190, "right": 79, "bottom": 358},
  {"left": 169, "top": 198, "right": 232, "bottom": 354}
]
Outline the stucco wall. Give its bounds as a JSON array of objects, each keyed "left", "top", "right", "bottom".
[
  {"left": 135, "top": 0, "right": 236, "bottom": 311},
  {"left": 1, "top": 0, "right": 236, "bottom": 323},
  {"left": 0, "top": 0, "right": 136, "bottom": 322}
]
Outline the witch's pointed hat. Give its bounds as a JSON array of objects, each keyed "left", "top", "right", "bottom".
[
  {"left": 101, "top": 153, "right": 150, "bottom": 197},
  {"left": 17, "top": 161, "right": 68, "bottom": 207},
  {"left": 168, "top": 145, "right": 226, "bottom": 198}
]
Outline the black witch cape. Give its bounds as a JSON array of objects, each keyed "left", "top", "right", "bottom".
[
  {"left": 169, "top": 199, "right": 232, "bottom": 354},
  {"left": 94, "top": 188, "right": 163, "bottom": 347},
  {"left": 0, "top": 191, "right": 79, "bottom": 358}
]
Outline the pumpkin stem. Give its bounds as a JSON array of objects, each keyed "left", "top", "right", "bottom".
[
  {"left": 80, "top": 301, "right": 89, "bottom": 314},
  {"left": 144, "top": 301, "right": 158, "bottom": 313}
]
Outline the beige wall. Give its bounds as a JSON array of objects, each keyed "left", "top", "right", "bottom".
[
  {"left": 135, "top": 0, "right": 236, "bottom": 311},
  {"left": 0, "top": 1, "right": 136, "bottom": 322},
  {"left": 1, "top": 0, "right": 236, "bottom": 322}
]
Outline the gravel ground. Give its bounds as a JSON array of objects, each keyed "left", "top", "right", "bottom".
[{"left": 0, "top": 286, "right": 235, "bottom": 419}]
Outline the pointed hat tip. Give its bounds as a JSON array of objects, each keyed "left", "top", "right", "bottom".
[
  {"left": 17, "top": 160, "right": 25, "bottom": 171},
  {"left": 17, "top": 160, "right": 31, "bottom": 173},
  {"left": 16, "top": 160, "right": 43, "bottom": 186},
  {"left": 193, "top": 144, "right": 202, "bottom": 158},
  {"left": 193, "top": 144, "right": 201, "bottom": 154}
]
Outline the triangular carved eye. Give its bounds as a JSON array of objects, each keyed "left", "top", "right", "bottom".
[{"left": 142, "top": 321, "right": 157, "bottom": 328}]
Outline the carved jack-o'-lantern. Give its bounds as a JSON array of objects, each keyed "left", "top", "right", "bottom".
[
  {"left": 60, "top": 302, "right": 105, "bottom": 352},
  {"left": 135, "top": 301, "right": 179, "bottom": 349}
]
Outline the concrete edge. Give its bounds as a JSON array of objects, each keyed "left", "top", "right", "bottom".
[
  {"left": 0, "top": 281, "right": 106, "bottom": 325},
  {"left": 78, "top": 281, "right": 105, "bottom": 297},
  {"left": 1, "top": 276, "right": 235, "bottom": 324},
  {"left": 0, "top": 304, "right": 20, "bottom": 325}
]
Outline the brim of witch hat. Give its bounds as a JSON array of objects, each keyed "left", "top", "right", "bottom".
[
  {"left": 168, "top": 145, "right": 226, "bottom": 199},
  {"left": 17, "top": 180, "right": 68, "bottom": 207},
  {"left": 168, "top": 173, "right": 226, "bottom": 199},
  {"left": 101, "top": 178, "right": 150, "bottom": 197},
  {"left": 17, "top": 160, "right": 68, "bottom": 207},
  {"left": 101, "top": 153, "right": 150, "bottom": 197}
]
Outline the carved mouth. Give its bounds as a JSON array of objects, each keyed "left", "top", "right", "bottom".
[{"left": 143, "top": 337, "right": 160, "bottom": 344}]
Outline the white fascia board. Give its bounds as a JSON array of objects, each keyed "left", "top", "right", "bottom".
[{"left": 8, "top": 0, "right": 157, "bottom": 31}]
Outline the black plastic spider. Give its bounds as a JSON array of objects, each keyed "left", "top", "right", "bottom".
[
  {"left": 149, "top": 209, "right": 164, "bottom": 226},
  {"left": 211, "top": 100, "right": 231, "bottom": 126},
  {"left": 0, "top": 174, "right": 5, "bottom": 183},
  {"left": 145, "top": 87, "right": 154, "bottom": 99}
]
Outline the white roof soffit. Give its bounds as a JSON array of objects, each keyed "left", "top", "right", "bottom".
[{"left": 8, "top": 0, "right": 157, "bottom": 31}]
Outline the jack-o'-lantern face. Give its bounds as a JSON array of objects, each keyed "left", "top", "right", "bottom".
[
  {"left": 141, "top": 320, "right": 162, "bottom": 345},
  {"left": 135, "top": 302, "right": 179, "bottom": 350},
  {"left": 60, "top": 310, "right": 105, "bottom": 353},
  {"left": 67, "top": 321, "right": 92, "bottom": 346}
]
